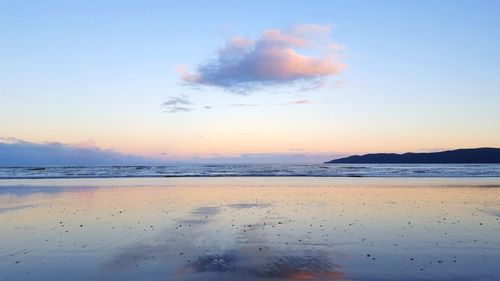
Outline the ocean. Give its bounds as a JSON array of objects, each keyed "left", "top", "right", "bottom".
[{"left": 1, "top": 163, "right": 500, "bottom": 179}]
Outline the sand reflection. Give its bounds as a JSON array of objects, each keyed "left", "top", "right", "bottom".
[{"left": 1, "top": 177, "right": 500, "bottom": 281}]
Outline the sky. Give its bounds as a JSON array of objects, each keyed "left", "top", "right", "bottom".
[{"left": 1, "top": 0, "right": 500, "bottom": 164}]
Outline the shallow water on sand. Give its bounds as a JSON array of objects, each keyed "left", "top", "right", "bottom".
[{"left": 1, "top": 177, "right": 499, "bottom": 281}]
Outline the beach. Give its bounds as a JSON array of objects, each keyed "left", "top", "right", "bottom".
[
  {"left": 3, "top": 0, "right": 500, "bottom": 279},
  {"left": 1, "top": 177, "right": 499, "bottom": 281}
]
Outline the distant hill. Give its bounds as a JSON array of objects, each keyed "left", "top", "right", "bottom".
[{"left": 325, "top": 148, "right": 500, "bottom": 164}]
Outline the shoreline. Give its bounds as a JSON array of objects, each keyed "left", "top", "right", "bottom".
[{"left": 1, "top": 176, "right": 499, "bottom": 189}]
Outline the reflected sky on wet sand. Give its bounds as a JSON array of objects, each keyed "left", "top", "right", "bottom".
[{"left": 1, "top": 177, "right": 500, "bottom": 281}]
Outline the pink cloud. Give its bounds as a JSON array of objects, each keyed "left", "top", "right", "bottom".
[{"left": 181, "top": 24, "right": 346, "bottom": 93}]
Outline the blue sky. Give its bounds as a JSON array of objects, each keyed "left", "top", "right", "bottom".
[{"left": 1, "top": 0, "right": 499, "bottom": 164}]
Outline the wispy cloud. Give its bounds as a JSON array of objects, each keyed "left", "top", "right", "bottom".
[
  {"left": 229, "top": 103, "right": 259, "bottom": 107},
  {"left": 180, "top": 24, "right": 346, "bottom": 93},
  {"left": 236, "top": 131, "right": 256, "bottom": 136},
  {"left": 287, "top": 99, "right": 313, "bottom": 105},
  {"left": 161, "top": 95, "right": 193, "bottom": 113},
  {"left": 229, "top": 100, "right": 313, "bottom": 108}
]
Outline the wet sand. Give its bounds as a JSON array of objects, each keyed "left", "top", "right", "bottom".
[{"left": 1, "top": 177, "right": 499, "bottom": 281}]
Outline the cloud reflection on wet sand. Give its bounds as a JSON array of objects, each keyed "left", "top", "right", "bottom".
[{"left": 101, "top": 198, "right": 347, "bottom": 280}]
